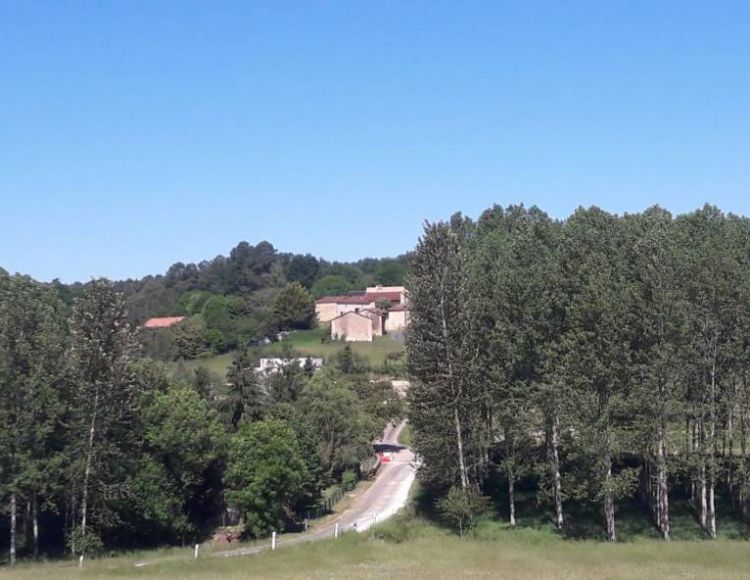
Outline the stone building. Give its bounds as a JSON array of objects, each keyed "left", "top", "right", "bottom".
[{"left": 317, "top": 285, "right": 409, "bottom": 341}]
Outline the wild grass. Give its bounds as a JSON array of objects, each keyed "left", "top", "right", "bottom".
[{"left": 5, "top": 513, "right": 750, "bottom": 579}]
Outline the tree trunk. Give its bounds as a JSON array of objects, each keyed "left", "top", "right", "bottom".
[
  {"left": 80, "top": 389, "right": 100, "bottom": 550},
  {"left": 508, "top": 470, "right": 516, "bottom": 527},
  {"left": 10, "top": 493, "right": 16, "bottom": 565},
  {"left": 708, "top": 477, "right": 717, "bottom": 539},
  {"left": 547, "top": 412, "right": 564, "bottom": 530},
  {"left": 604, "top": 450, "right": 616, "bottom": 542},
  {"left": 454, "top": 406, "right": 468, "bottom": 490},
  {"left": 439, "top": 287, "right": 468, "bottom": 490},
  {"left": 32, "top": 495, "right": 39, "bottom": 559},
  {"left": 706, "top": 351, "right": 717, "bottom": 539},
  {"left": 699, "top": 465, "right": 708, "bottom": 530},
  {"left": 657, "top": 431, "right": 670, "bottom": 540}
]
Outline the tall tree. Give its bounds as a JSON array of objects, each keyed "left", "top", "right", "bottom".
[
  {"left": 68, "top": 279, "right": 140, "bottom": 557},
  {"left": 0, "top": 276, "right": 67, "bottom": 562},
  {"left": 407, "top": 221, "right": 481, "bottom": 492}
]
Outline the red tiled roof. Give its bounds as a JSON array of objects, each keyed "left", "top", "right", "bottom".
[
  {"left": 315, "top": 296, "right": 341, "bottom": 304},
  {"left": 363, "top": 291, "right": 402, "bottom": 303},
  {"left": 144, "top": 316, "right": 185, "bottom": 329},
  {"left": 316, "top": 290, "right": 403, "bottom": 306}
]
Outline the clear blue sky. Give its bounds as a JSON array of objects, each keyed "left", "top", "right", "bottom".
[{"left": 2, "top": 1, "right": 749, "bottom": 282}]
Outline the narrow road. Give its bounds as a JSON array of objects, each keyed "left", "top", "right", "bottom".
[
  {"left": 216, "top": 420, "right": 415, "bottom": 559},
  {"left": 134, "top": 420, "right": 415, "bottom": 566}
]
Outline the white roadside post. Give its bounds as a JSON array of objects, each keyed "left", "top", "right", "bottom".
[
  {"left": 334, "top": 522, "right": 340, "bottom": 538},
  {"left": 79, "top": 555, "right": 84, "bottom": 569},
  {"left": 271, "top": 531, "right": 277, "bottom": 551},
  {"left": 194, "top": 543, "right": 199, "bottom": 559}
]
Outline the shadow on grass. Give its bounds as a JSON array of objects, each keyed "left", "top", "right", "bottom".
[{"left": 414, "top": 471, "right": 750, "bottom": 543}]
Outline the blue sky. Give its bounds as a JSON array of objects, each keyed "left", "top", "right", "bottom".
[{"left": 1, "top": 1, "right": 749, "bottom": 282}]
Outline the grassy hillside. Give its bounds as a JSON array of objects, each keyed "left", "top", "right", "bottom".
[
  {"left": 5, "top": 515, "right": 750, "bottom": 579},
  {"left": 176, "top": 328, "right": 405, "bottom": 378}
]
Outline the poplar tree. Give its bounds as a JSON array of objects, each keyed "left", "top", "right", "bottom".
[
  {"left": 407, "top": 221, "right": 481, "bottom": 492},
  {"left": 0, "top": 276, "right": 67, "bottom": 563},
  {"left": 560, "top": 208, "right": 638, "bottom": 541},
  {"left": 676, "top": 207, "right": 735, "bottom": 538},
  {"left": 624, "top": 208, "right": 685, "bottom": 539},
  {"left": 68, "top": 279, "right": 139, "bottom": 557}
]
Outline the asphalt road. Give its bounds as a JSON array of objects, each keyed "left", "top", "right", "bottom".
[
  {"left": 135, "top": 420, "right": 416, "bottom": 566},
  {"left": 215, "top": 420, "right": 415, "bottom": 559}
]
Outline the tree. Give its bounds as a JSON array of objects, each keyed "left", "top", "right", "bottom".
[
  {"left": 68, "top": 279, "right": 140, "bottom": 557},
  {"left": 407, "top": 221, "right": 482, "bottom": 492},
  {"left": 311, "top": 275, "right": 351, "bottom": 299},
  {"left": 301, "top": 367, "right": 379, "bottom": 476},
  {"left": 225, "top": 419, "right": 307, "bottom": 537},
  {"left": 470, "top": 205, "right": 567, "bottom": 529},
  {"left": 0, "top": 276, "right": 67, "bottom": 562},
  {"left": 438, "top": 486, "right": 489, "bottom": 538},
  {"left": 221, "top": 350, "right": 265, "bottom": 430},
  {"left": 273, "top": 283, "right": 315, "bottom": 330},
  {"left": 285, "top": 254, "right": 320, "bottom": 290},
  {"left": 134, "top": 382, "right": 225, "bottom": 543}
]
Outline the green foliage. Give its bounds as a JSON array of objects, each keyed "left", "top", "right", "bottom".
[
  {"left": 225, "top": 418, "right": 308, "bottom": 537},
  {"left": 273, "top": 282, "right": 316, "bottom": 330},
  {"left": 341, "top": 469, "right": 357, "bottom": 492},
  {"left": 311, "top": 274, "right": 352, "bottom": 298},
  {"left": 301, "top": 367, "right": 380, "bottom": 476},
  {"left": 133, "top": 382, "right": 225, "bottom": 542},
  {"left": 438, "top": 487, "right": 490, "bottom": 538},
  {"left": 221, "top": 349, "right": 264, "bottom": 430}
]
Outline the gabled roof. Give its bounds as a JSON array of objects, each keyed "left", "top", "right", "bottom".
[
  {"left": 330, "top": 310, "right": 372, "bottom": 322},
  {"left": 317, "top": 295, "right": 372, "bottom": 305},
  {"left": 317, "top": 291, "right": 402, "bottom": 306},
  {"left": 363, "top": 291, "right": 402, "bottom": 303},
  {"left": 143, "top": 316, "right": 185, "bottom": 329}
]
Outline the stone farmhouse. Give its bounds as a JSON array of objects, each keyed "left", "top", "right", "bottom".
[{"left": 315, "top": 285, "right": 409, "bottom": 342}]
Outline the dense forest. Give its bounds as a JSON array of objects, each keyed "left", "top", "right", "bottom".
[
  {"left": 0, "top": 269, "right": 402, "bottom": 565},
  {"left": 48, "top": 241, "right": 409, "bottom": 360},
  {"left": 408, "top": 204, "right": 750, "bottom": 541}
]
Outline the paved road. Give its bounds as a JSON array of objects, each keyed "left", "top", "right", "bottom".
[
  {"left": 135, "top": 420, "right": 416, "bottom": 566},
  {"left": 216, "top": 420, "right": 415, "bottom": 559}
]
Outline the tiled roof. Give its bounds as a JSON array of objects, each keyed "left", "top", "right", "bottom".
[
  {"left": 144, "top": 316, "right": 185, "bottom": 329},
  {"left": 316, "top": 290, "right": 403, "bottom": 306},
  {"left": 363, "top": 291, "right": 402, "bottom": 303}
]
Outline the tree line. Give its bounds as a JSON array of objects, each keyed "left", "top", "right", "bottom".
[
  {"left": 408, "top": 204, "right": 750, "bottom": 541},
  {"left": 0, "top": 275, "right": 400, "bottom": 564},
  {"left": 109, "top": 241, "right": 409, "bottom": 359}
]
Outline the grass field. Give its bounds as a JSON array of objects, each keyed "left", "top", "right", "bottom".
[
  {"left": 175, "top": 328, "right": 406, "bottom": 379},
  {"left": 397, "top": 423, "right": 413, "bottom": 447},
  {"left": 5, "top": 513, "right": 750, "bottom": 579}
]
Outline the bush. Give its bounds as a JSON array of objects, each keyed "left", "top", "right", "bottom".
[
  {"left": 438, "top": 486, "right": 491, "bottom": 538},
  {"left": 341, "top": 469, "right": 357, "bottom": 492}
]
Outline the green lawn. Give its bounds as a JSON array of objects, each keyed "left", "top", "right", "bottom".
[
  {"left": 6, "top": 515, "right": 750, "bottom": 579},
  {"left": 174, "top": 329, "right": 405, "bottom": 379},
  {"left": 398, "top": 423, "right": 413, "bottom": 447},
  {"left": 264, "top": 328, "right": 405, "bottom": 367}
]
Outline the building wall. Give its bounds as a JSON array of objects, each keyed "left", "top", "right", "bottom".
[
  {"left": 363, "top": 309, "right": 384, "bottom": 337},
  {"left": 385, "top": 309, "right": 408, "bottom": 332},
  {"left": 331, "top": 312, "right": 373, "bottom": 342},
  {"left": 315, "top": 302, "right": 338, "bottom": 323},
  {"left": 336, "top": 303, "right": 368, "bottom": 316}
]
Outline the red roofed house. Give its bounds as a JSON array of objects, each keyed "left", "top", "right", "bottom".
[
  {"left": 316, "top": 285, "right": 409, "bottom": 341},
  {"left": 143, "top": 316, "right": 185, "bottom": 329}
]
